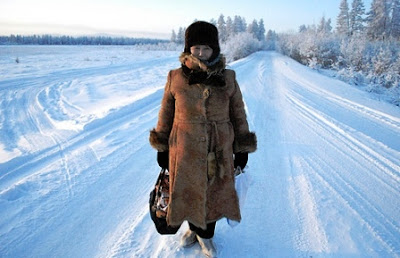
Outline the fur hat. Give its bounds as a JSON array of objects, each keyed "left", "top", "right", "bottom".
[{"left": 184, "top": 21, "right": 220, "bottom": 62}]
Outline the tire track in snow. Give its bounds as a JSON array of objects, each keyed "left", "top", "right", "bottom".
[
  {"left": 308, "top": 155, "right": 400, "bottom": 255},
  {"left": 284, "top": 89, "right": 400, "bottom": 254},
  {"left": 0, "top": 88, "right": 164, "bottom": 193},
  {"left": 273, "top": 58, "right": 400, "bottom": 131},
  {"left": 288, "top": 157, "right": 329, "bottom": 253},
  {"left": 0, "top": 92, "right": 163, "bottom": 257},
  {"left": 237, "top": 53, "right": 324, "bottom": 255},
  {"left": 286, "top": 91, "right": 400, "bottom": 193}
]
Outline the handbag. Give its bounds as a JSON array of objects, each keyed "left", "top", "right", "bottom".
[{"left": 149, "top": 168, "right": 181, "bottom": 234}]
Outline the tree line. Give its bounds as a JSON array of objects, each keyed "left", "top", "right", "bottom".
[
  {"left": 171, "top": 15, "right": 271, "bottom": 44},
  {"left": 0, "top": 34, "right": 168, "bottom": 45},
  {"left": 278, "top": 0, "right": 400, "bottom": 103}
]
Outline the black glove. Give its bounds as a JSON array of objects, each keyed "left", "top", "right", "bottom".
[
  {"left": 157, "top": 151, "right": 169, "bottom": 169},
  {"left": 234, "top": 152, "right": 248, "bottom": 169}
]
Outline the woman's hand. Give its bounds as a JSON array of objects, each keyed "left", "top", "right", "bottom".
[
  {"left": 234, "top": 152, "right": 248, "bottom": 169},
  {"left": 157, "top": 151, "right": 169, "bottom": 169}
]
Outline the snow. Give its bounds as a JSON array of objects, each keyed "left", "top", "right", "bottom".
[{"left": 1, "top": 46, "right": 399, "bottom": 258}]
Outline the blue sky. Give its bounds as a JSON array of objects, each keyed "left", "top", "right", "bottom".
[{"left": 0, "top": 0, "right": 373, "bottom": 39}]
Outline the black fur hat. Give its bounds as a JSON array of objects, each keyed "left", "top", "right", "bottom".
[{"left": 184, "top": 21, "right": 220, "bottom": 61}]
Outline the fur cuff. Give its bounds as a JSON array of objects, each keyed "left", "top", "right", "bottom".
[
  {"left": 149, "top": 129, "right": 169, "bottom": 152},
  {"left": 233, "top": 132, "right": 257, "bottom": 153}
]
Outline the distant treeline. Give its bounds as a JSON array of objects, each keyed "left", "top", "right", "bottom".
[{"left": 0, "top": 34, "right": 168, "bottom": 45}]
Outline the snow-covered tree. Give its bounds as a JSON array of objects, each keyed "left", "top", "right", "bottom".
[
  {"left": 222, "top": 32, "right": 261, "bottom": 62},
  {"left": 247, "top": 19, "right": 259, "bottom": 39},
  {"left": 390, "top": 0, "right": 400, "bottom": 39},
  {"left": 176, "top": 27, "right": 185, "bottom": 44},
  {"left": 299, "top": 24, "right": 307, "bottom": 33},
  {"left": 226, "top": 16, "right": 234, "bottom": 38},
  {"left": 371, "top": 45, "right": 393, "bottom": 76},
  {"left": 349, "top": 0, "right": 366, "bottom": 36},
  {"left": 209, "top": 18, "right": 217, "bottom": 26},
  {"left": 217, "top": 14, "right": 228, "bottom": 42},
  {"left": 318, "top": 16, "right": 333, "bottom": 34},
  {"left": 170, "top": 30, "right": 177, "bottom": 43},
  {"left": 258, "top": 19, "right": 266, "bottom": 41},
  {"left": 366, "top": 0, "right": 391, "bottom": 40},
  {"left": 318, "top": 16, "right": 327, "bottom": 33},
  {"left": 265, "top": 29, "right": 277, "bottom": 50},
  {"left": 233, "top": 16, "right": 247, "bottom": 34},
  {"left": 337, "top": 0, "right": 350, "bottom": 37}
]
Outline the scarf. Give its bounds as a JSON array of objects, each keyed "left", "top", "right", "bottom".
[{"left": 179, "top": 53, "right": 226, "bottom": 87}]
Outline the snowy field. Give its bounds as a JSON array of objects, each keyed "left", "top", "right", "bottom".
[{"left": 0, "top": 46, "right": 399, "bottom": 257}]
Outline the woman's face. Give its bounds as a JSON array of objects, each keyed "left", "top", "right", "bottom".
[{"left": 190, "top": 45, "right": 213, "bottom": 61}]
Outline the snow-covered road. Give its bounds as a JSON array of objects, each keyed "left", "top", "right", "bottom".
[{"left": 1, "top": 47, "right": 399, "bottom": 257}]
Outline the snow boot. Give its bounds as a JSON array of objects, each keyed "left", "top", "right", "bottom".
[
  {"left": 197, "top": 235, "right": 217, "bottom": 258},
  {"left": 180, "top": 229, "right": 197, "bottom": 247}
]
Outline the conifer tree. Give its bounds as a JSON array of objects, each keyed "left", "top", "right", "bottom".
[
  {"left": 337, "top": 0, "right": 350, "bottom": 36},
  {"left": 390, "top": 0, "right": 400, "bottom": 39},
  {"left": 349, "top": 0, "right": 366, "bottom": 36},
  {"left": 247, "top": 19, "right": 259, "bottom": 39},
  {"left": 176, "top": 27, "right": 185, "bottom": 44},
  {"left": 258, "top": 19, "right": 266, "bottom": 41},
  {"left": 217, "top": 14, "right": 228, "bottom": 42},
  {"left": 170, "top": 30, "right": 177, "bottom": 43},
  {"left": 226, "top": 16, "right": 234, "bottom": 37},
  {"left": 367, "top": 0, "right": 391, "bottom": 40}
]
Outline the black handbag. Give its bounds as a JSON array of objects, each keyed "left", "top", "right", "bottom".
[{"left": 149, "top": 168, "right": 181, "bottom": 234}]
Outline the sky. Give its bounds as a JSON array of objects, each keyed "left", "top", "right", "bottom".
[{"left": 0, "top": 0, "right": 373, "bottom": 39}]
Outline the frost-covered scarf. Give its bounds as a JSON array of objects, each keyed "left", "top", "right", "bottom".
[{"left": 180, "top": 52, "right": 226, "bottom": 87}]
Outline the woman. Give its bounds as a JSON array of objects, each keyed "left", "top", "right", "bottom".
[{"left": 149, "top": 21, "right": 257, "bottom": 257}]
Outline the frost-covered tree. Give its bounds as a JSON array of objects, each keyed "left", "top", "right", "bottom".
[
  {"left": 217, "top": 14, "right": 228, "bottom": 42},
  {"left": 318, "top": 16, "right": 333, "bottom": 34},
  {"left": 349, "top": 0, "right": 366, "bottom": 36},
  {"left": 371, "top": 45, "right": 393, "bottom": 76},
  {"left": 265, "top": 29, "right": 277, "bottom": 50},
  {"left": 318, "top": 16, "right": 327, "bottom": 33},
  {"left": 337, "top": 0, "right": 350, "bottom": 37},
  {"left": 299, "top": 24, "right": 307, "bottom": 33},
  {"left": 339, "top": 36, "right": 368, "bottom": 71},
  {"left": 210, "top": 18, "right": 217, "bottom": 26},
  {"left": 226, "top": 16, "right": 234, "bottom": 37},
  {"left": 326, "top": 18, "right": 333, "bottom": 33},
  {"left": 171, "top": 30, "right": 177, "bottom": 43},
  {"left": 247, "top": 19, "right": 259, "bottom": 39},
  {"left": 367, "top": 0, "right": 391, "bottom": 40},
  {"left": 222, "top": 32, "right": 261, "bottom": 62},
  {"left": 233, "top": 16, "right": 247, "bottom": 34},
  {"left": 176, "top": 27, "right": 185, "bottom": 44},
  {"left": 390, "top": 0, "right": 400, "bottom": 39},
  {"left": 258, "top": 19, "right": 266, "bottom": 41}
]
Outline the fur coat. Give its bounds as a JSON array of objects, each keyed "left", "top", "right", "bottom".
[{"left": 149, "top": 53, "right": 257, "bottom": 229}]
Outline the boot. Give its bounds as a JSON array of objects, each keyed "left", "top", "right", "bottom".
[
  {"left": 180, "top": 229, "right": 197, "bottom": 247},
  {"left": 196, "top": 235, "right": 217, "bottom": 258}
]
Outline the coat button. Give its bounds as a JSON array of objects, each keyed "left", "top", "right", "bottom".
[
  {"left": 199, "top": 136, "right": 206, "bottom": 142},
  {"left": 203, "top": 89, "right": 210, "bottom": 98}
]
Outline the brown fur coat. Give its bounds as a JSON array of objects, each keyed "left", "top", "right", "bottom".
[{"left": 149, "top": 53, "right": 257, "bottom": 229}]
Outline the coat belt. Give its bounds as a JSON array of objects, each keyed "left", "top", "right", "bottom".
[{"left": 174, "top": 118, "right": 231, "bottom": 179}]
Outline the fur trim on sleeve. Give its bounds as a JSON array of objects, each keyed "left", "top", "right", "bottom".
[
  {"left": 233, "top": 132, "right": 257, "bottom": 153},
  {"left": 149, "top": 129, "right": 169, "bottom": 152}
]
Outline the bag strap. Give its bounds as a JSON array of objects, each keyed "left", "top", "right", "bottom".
[{"left": 155, "top": 168, "right": 167, "bottom": 196}]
